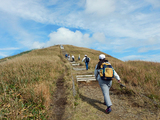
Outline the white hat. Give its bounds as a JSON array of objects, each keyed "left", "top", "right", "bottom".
[
  {"left": 99, "top": 54, "right": 105, "bottom": 60},
  {"left": 85, "top": 55, "right": 87, "bottom": 56}
]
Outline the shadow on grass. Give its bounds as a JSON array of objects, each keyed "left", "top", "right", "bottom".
[{"left": 79, "top": 94, "right": 106, "bottom": 114}]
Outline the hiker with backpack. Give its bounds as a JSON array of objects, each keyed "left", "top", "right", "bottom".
[
  {"left": 82, "top": 55, "right": 90, "bottom": 70},
  {"left": 68, "top": 54, "right": 70, "bottom": 61},
  {"left": 94, "top": 54, "right": 121, "bottom": 114},
  {"left": 72, "top": 55, "right": 75, "bottom": 61},
  {"left": 65, "top": 53, "right": 68, "bottom": 58},
  {"left": 78, "top": 54, "right": 80, "bottom": 60}
]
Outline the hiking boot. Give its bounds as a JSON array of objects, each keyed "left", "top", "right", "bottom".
[{"left": 106, "top": 107, "right": 111, "bottom": 114}]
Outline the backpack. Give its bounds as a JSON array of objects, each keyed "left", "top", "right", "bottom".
[
  {"left": 86, "top": 57, "right": 89, "bottom": 62},
  {"left": 99, "top": 62, "right": 114, "bottom": 80}
]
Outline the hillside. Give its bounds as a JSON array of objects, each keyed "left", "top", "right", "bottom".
[{"left": 0, "top": 45, "right": 160, "bottom": 119}]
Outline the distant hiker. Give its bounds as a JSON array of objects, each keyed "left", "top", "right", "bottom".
[
  {"left": 60, "top": 45, "right": 64, "bottom": 49},
  {"left": 65, "top": 54, "right": 68, "bottom": 58},
  {"left": 78, "top": 54, "right": 80, "bottom": 60},
  {"left": 94, "top": 54, "right": 121, "bottom": 114},
  {"left": 82, "top": 55, "right": 90, "bottom": 70},
  {"left": 72, "top": 55, "right": 75, "bottom": 61},
  {"left": 68, "top": 54, "right": 70, "bottom": 61}
]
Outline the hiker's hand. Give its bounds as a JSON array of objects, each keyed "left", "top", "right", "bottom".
[{"left": 118, "top": 80, "right": 121, "bottom": 83}]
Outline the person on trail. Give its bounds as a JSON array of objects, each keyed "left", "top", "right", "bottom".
[
  {"left": 68, "top": 54, "right": 70, "bottom": 61},
  {"left": 94, "top": 54, "right": 121, "bottom": 114},
  {"left": 82, "top": 55, "right": 90, "bottom": 70},
  {"left": 78, "top": 54, "right": 80, "bottom": 60},
  {"left": 72, "top": 55, "right": 75, "bottom": 61},
  {"left": 65, "top": 53, "right": 68, "bottom": 58}
]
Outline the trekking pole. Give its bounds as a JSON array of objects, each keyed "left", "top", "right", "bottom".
[{"left": 119, "top": 83, "right": 126, "bottom": 88}]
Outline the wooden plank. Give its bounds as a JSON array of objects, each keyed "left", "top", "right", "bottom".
[
  {"left": 72, "top": 64, "right": 80, "bottom": 66},
  {"left": 77, "top": 77, "right": 95, "bottom": 79},
  {"left": 76, "top": 73, "right": 96, "bottom": 82},
  {"left": 77, "top": 79, "right": 96, "bottom": 81},
  {"left": 76, "top": 75, "right": 95, "bottom": 77},
  {"left": 73, "top": 68, "right": 86, "bottom": 71}
]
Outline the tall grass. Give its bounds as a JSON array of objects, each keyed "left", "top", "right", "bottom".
[
  {"left": 1, "top": 45, "right": 160, "bottom": 119},
  {"left": 125, "top": 61, "right": 160, "bottom": 100},
  {"left": 64, "top": 45, "right": 160, "bottom": 107},
  {"left": 0, "top": 45, "right": 69, "bottom": 119}
]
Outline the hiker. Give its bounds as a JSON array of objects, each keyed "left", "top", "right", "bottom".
[
  {"left": 68, "top": 54, "right": 70, "bottom": 61},
  {"left": 72, "top": 55, "right": 75, "bottom": 61},
  {"left": 82, "top": 55, "right": 90, "bottom": 70},
  {"left": 94, "top": 54, "right": 121, "bottom": 114},
  {"left": 78, "top": 54, "right": 80, "bottom": 60},
  {"left": 65, "top": 53, "right": 68, "bottom": 58}
]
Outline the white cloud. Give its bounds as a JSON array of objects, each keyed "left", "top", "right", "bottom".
[
  {"left": 0, "top": 0, "right": 49, "bottom": 23},
  {"left": 120, "top": 54, "right": 160, "bottom": 63},
  {"left": 145, "top": 0, "right": 160, "bottom": 8},
  {"left": 120, "top": 55, "right": 144, "bottom": 61},
  {"left": 0, "top": 0, "right": 160, "bottom": 62},
  {"left": 37, "top": 27, "right": 108, "bottom": 48},
  {"left": 45, "top": 27, "right": 92, "bottom": 47},
  {"left": 0, "top": 52, "right": 8, "bottom": 57},
  {"left": 138, "top": 47, "right": 150, "bottom": 53},
  {"left": 85, "top": 0, "right": 115, "bottom": 16},
  {"left": 92, "top": 32, "right": 106, "bottom": 43},
  {"left": 0, "top": 11, "right": 45, "bottom": 50},
  {"left": 0, "top": 47, "right": 19, "bottom": 50},
  {"left": 146, "top": 36, "right": 160, "bottom": 45},
  {"left": 144, "top": 55, "right": 160, "bottom": 62},
  {"left": 45, "top": 0, "right": 58, "bottom": 6},
  {"left": 138, "top": 46, "right": 160, "bottom": 53},
  {"left": 31, "top": 42, "right": 45, "bottom": 49},
  {"left": 138, "top": 36, "right": 160, "bottom": 52}
]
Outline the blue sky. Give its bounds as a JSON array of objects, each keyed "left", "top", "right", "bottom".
[{"left": 0, "top": 0, "right": 160, "bottom": 62}]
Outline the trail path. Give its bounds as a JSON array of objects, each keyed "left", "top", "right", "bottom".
[
  {"left": 49, "top": 74, "right": 67, "bottom": 120},
  {"left": 73, "top": 63, "right": 159, "bottom": 119},
  {"left": 53, "top": 46, "right": 160, "bottom": 120}
]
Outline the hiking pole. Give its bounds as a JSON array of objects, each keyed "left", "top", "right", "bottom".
[{"left": 119, "top": 83, "right": 126, "bottom": 88}]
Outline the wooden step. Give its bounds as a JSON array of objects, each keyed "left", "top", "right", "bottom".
[
  {"left": 76, "top": 75, "right": 95, "bottom": 77},
  {"left": 73, "top": 67, "right": 86, "bottom": 71},
  {"left": 70, "top": 61, "right": 75, "bottom": 63},
  {"left": 72, "top": 63, "right": 80, "bottom": 66},
  {"left": 76, "top": 74, "right": 96, "bottom": 82}
]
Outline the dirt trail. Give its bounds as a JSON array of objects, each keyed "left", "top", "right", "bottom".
[
  {"left": 49, "top": 75, "right": 67, "bottom": 120},
  {"left": 57, "top": 47, "right": 160, "bottom": 120},
  {"left": 77, "top": 81, "right": 159, "bottom": 120},
  {"left": 48, "top": 47, "right": 70, "bottom": 120},
  {"left": 70, "top": 62, "right": 159, "bottom": 119}
]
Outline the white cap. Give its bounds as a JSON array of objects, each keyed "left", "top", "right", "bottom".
[
  {"left": 85, "top": 55, "right": 87, "bottom": 56},
  {"left": 99, "top": 54, "right": 105, "bottom": 60}
]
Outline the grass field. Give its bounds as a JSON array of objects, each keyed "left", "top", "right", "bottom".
[
  {"left": 64, "top": 45, "right": 160, "bottom": 108},
  {"left": 0, "top": 45, "right": 73, "bottom": 119},
  {"left": 0, "top": 45, "right": 160, "bottom": 119}
]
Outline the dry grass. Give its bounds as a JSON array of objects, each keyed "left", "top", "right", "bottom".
[
  {"left": 64, "top": 45, "right": 121, "bottom": 70},
  {"left": 0, "top": 45, "right": 70, "bottom": 119},
  {"left": 0, "top": 44, "right": 160, "bottom": 119},
  {"left": 63, "top": 45, "right": 160, "bottom": 119},
  {"left": 64, "top": 45, "right": 160, "bottom": 108}
]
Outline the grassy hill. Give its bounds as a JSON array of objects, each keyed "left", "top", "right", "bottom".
[
  {"left": 0, "top": 45, "right": 160, "bottom": 119},
  {"left": 65, "top": 45, "right": 160, "bottom": 102},
  {"left": 0, "top": 45, "right": 72, "bottom": 119}
]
